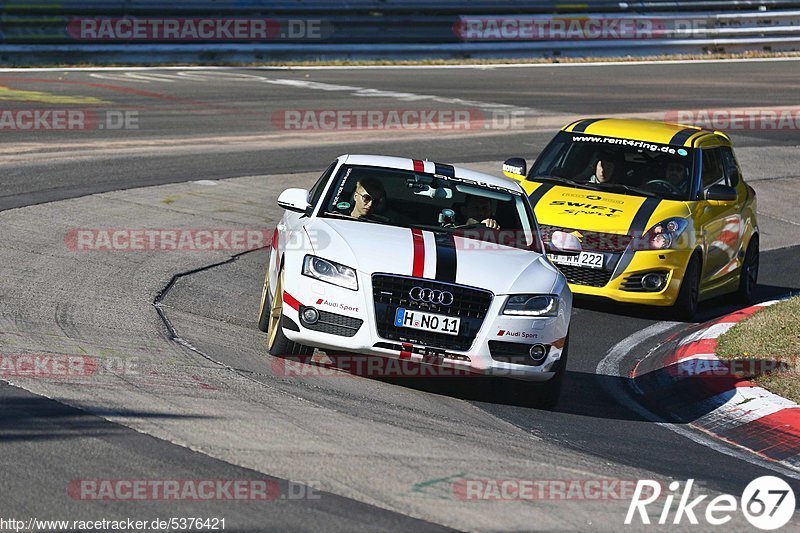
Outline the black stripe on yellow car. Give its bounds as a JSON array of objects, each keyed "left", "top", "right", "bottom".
[
  {"left": 668, "top": 127, "right": 699, "bottom": 147},
  {"left": 527, "top": 183, "right": 555, "bottom": 208},
  {"left": 610, "top": 197, "right": 661, "bottom": 280},
  {"left": 571, "top": 118, "right": 602, "bottom": 133}
]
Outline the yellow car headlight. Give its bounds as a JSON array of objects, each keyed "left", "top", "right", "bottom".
[{"left": 638, "top": 218, "right": 690, "bottom": 250}]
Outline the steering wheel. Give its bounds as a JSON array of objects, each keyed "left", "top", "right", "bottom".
[{"left": 644, "top": 179, "right": 682, "bottom": 195}]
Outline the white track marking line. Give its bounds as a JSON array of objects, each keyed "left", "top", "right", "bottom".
[
  {"left": 84, "top": 70, "right": 539, "bottom": 113},
  {"left": 596, "top": 321, "right": 800, "bottom": 480}
]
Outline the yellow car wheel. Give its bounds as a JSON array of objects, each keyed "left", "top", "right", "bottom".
[
  {"left": 674, "top": 254, "right": 701, "bottom": 321},
  {"left": 737, "top": 237, "right": 759, "bottom": 305}
]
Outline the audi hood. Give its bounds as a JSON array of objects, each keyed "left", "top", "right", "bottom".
[{"left": 305, "top": 218, "right": 563, "bottom": 296}]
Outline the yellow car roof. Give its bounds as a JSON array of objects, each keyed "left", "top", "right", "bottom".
[{"left": 562, "top": 118, "right": 731, "bottom": 148}]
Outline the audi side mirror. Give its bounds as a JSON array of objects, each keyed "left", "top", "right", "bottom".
[
  {"left": 277, "top": 188, "right": 311, "bottom": 213},
  {"left": 502, "top": 158, "right": 527, "bottom": 180}
]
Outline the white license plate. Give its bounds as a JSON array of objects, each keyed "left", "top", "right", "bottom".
[
  {"left": 394, "top": 308, "right": 460, "bottom": 336},
  {"left": 548, "top": 251, "right": 604, "bottom": 270}
]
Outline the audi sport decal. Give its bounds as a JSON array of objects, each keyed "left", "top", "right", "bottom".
[
  {"left": 411, "top": 228, "right": 426, "bottom": 277},
  {"left": 315, "top": 298, "right": 359, "bottom": 313},
  {"left": 497, "top": 329, "right": 539, "bottom": 339},
  {"left": 434, "top": 232, "right": 458, "bottom": 283}
]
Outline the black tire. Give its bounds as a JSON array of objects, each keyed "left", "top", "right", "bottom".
[
  {"left": 737, "top": 237, "right": 759, "bottom": 305},
  {"left": 537, "top": 334, "right": 570, "bottom": 410},
  {"left": 674, "top": 254, "right": 701, "bottom": 321}
]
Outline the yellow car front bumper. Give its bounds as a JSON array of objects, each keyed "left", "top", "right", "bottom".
[{"left": 566, "top": 249, "right": 694, "bottom": 306}]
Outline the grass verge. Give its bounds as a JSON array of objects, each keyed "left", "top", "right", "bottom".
[{"left": 716, "top": 297, "right": 800, "bottom": 403}]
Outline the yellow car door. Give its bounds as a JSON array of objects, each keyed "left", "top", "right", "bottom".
[{"left": 695, "top": 146, "right": 742, "bottom": 290}]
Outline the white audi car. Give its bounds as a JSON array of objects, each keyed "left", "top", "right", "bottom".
[{"left": 259, "top": 155, "right": 579, "bottom": 402}]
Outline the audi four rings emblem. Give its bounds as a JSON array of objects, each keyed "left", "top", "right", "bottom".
[{"left": 409, "top": 287, "right": 454, "bottom": 305}]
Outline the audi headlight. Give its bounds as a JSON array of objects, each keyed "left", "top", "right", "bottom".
[
  {"left": 302, "top": 255, "right": 358, "bottom": 291},
  {"left": 503, "top": 295, "right": 559, "bottom": 317},
  {"left": 640, "top": 218, "right": 690, "bottom": 250}
]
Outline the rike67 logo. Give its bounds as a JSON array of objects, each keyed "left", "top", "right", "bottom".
[{"left": 626, "top": 477, "right": 795, "bottom": 530}]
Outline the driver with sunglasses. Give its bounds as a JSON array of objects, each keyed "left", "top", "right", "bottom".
[{"left": 350, "top": 178, "right": 386, "bottom": 219}]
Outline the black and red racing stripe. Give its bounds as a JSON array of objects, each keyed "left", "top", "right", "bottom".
[{"left": 409, "top": 228, "right": 458, "bottom": 283}]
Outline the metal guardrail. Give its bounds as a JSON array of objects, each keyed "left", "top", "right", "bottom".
[
  {"left": 4, "top": 1, "right": 800, "bottom": 14},
  {"left": 1, "top": 2, "right": 800, "bottom": 63}
]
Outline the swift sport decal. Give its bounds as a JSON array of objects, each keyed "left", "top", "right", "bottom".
[{"left": 549, "top": 200, "right": 624, "bottom": 218}]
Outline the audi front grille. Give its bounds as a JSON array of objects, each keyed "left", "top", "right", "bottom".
[{"left": 371, "top": 273, "right": 493, "bottom": 351}]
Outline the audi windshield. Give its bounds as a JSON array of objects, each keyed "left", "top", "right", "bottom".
[{"left": 319, "top": 165, "right": 543, "bottom": 253}]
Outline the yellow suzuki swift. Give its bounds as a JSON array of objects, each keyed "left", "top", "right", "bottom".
[{"left": 503, "top": 118, "right": 758, "bottom": 319}]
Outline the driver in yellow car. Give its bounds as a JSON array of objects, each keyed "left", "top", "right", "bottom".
[{"left": 664, "top": 161, "right": 689, "bottom": 190}]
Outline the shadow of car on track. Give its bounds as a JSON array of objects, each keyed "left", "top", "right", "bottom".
[{"left": 277, "top": 353, "right": 654, "bottom": 418}]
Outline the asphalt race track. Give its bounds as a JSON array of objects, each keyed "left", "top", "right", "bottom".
[{"left": 1, "top": 60, "right": 800, "bottom": 531}]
